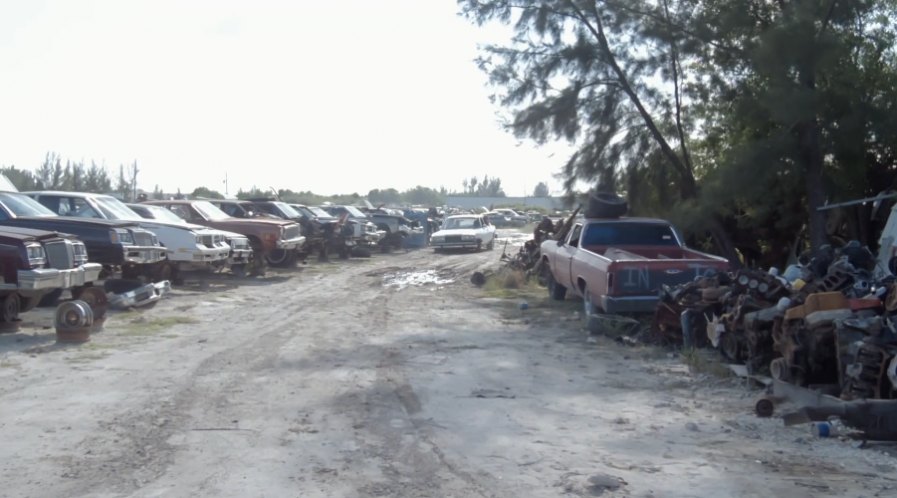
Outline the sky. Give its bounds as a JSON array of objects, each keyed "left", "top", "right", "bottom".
[{"left": 0, "top": 0, "right": 575, "bottom": 197}]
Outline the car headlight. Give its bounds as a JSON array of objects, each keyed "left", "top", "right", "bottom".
[
  {"left": 229, "top": 236, "right": 249, "bottom": 249},
  {"left": 111, "top": 228, "right": 134, "bottom": 244},
  {"left": 25, "top": 242, "right": 46, "bottom": 269},
  {"left": 72, "top": 241, "right": 89, "bottom": 266},
  {"left": 196, "top": 235, "right": 204, "bottom": 246}
]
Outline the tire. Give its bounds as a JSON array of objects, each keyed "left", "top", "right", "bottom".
[
  {"left": 73, "top": 286, "right": 109, "bottom": 322},
  {"left": 337, "top": 246, "right": 350, "bottom": 260},
  {"left": 351, "top": 246, "right": 373, "bottom": 258},
  {"left": 121, "top": 265, "right": 142, "bottom": 280},
  {"left": 231, "top": 264, "right": 247, "bottom": 278},
  {"left": 587, "top": 191, "right": 628, "bottom": 218},
  {"left": 546, "top": 271, "right": 567, "bottom": 300},
  {"left": 476, "top": 240, "right": 483, "bottom": 252},
  {"left": 583, "top": 288, "right": 602, "bottom": 335},
  {"left": 37, "top": 288, "right": 64, "bottom": 308},
  {"left": 152, "top": 261, "right": 177, "bottom": 283},
  {"left": 266, "top": 249, "right": 297, "bottom": 267},
  {"left": 487, "top": 237, "right": 495, "bottom": 250},
  {"left": 1, "top": 293, "right": 21, "bottom": 323}
]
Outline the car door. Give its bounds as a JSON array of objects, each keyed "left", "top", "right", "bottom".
[{"left": 554, "top": 223, "right": 582, "bottom": 290}]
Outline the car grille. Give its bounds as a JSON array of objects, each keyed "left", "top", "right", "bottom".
[
  {"left": 445, "top": 235, "right": 462, "bottom": 243},
  {"left": 284, "top": 225, "right": 301, "bottom": 240},
  {"left": 132, "top": 230, "right": 157, "bottom": 247},
  {"left": 44, "top": 240, "right": 75, "bottom": 269}
]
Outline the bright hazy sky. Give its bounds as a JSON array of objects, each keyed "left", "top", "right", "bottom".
[{"left": 0, "top": 0, "right": 573, "bottom": 197}]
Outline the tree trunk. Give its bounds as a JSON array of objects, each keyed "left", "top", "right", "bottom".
[{"left": 800, "top": 119, "right": 828, "bottom": 252}]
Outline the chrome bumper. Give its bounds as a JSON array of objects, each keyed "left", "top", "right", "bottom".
[
  {"left": 188, "top": 246, "right": 232, "bottom": 263},
  {"left": 14, "top": 263, "right": 104, "bottom": 291},
  {"left": 600, "top": 295, "right": 659, "bottom": 314},
  {"left": 431, "top": 241, "right": 479, "bottom": 249},
  {"left": 276, "top": 235, "right": 306, "bottom": 250},
  {"left": 228, "top": 248, "right": 253, "bottom": 265},
  {"left": 123, "top": 246, "right": 167, "bottom": 265}
]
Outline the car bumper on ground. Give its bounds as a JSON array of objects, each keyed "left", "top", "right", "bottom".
[
  {"left": 123, "top": 246, "right": 167, "bottom": 265},
  {"left": 108, "top": 281, "right": 171, "bottom": 309},
  {"left": 13, "top": 263, "right": 104, "bottom": 291},
  {"left": 600, "top": 295, "right": 659, "bottom": 314}
]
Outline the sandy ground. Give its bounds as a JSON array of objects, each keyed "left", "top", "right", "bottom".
[{"left": 1, "top": 230, "right": 896, "bottom": 498}]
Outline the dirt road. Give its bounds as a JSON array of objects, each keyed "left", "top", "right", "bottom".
[{"left": 1, "top": 233, "right": 896, "bottom": 497}]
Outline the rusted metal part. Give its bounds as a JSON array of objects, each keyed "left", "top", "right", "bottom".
[{"left": 654, "top": 240, "right": 897, "bottom": 403}]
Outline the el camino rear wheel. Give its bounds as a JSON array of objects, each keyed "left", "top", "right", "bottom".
[
  {"left": 546, "top": 271, "right": 567, "bottom": 301},
  {"left": 583, "top": 288, "right": 602, "bottom": 335},
  {"left": 1, "top": 293, "right": 21, "bottom": 322}
]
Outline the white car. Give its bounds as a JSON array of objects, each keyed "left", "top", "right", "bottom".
[{"left": 430, "top": 214, "right": 496, "bottom": 252}]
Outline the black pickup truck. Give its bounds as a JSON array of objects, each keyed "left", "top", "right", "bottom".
[
  {"left": 0, "top": 190, "right": 167, "bottom": 279},
  {"left": 0, "top": 226, "right": 103, "bottom": 322}
]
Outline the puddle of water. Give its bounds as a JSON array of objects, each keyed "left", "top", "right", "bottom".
[{"left": 383, "top": 269, "right": 455, "bottom": 290}]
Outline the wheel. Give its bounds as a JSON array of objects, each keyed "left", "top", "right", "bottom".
[
  {"left": 121, "top": 265, "right": 142, "bottom": 280},
  {"left": 719, "top": 332, "right": 741, "bottom": 362},
  {"left": 337, "top": 245, "right": 350, "bottom": 260},
  {"left": 1, "top": 293, "right": 20, "bottom": 322},
  {"left": 351, "top": 246, "right": 373, "bottom": 258},
  {"left": 266, "top": 249, "right": 297, "bottom": 267},
  {"left": 587, "top": 191, "right": 628, "bottom": 218},
  {"left": 487, "top": 237, "right": 495, "bottom": 250},
  {"left": 231, "top": 264, "right": 247, "bottom": 278},
  {"left": 583, "top": 288, "right": 602, "bottom": 334},
  {"left": 73, "top": 286, "right": 108, "bottom": 321},
  {"left": 37, "top": 288, "right": 64, "bottom": 307},
  {"left": 546, "top": 271, "right": 567, "bottom": 300},
  {"left": 152, "top": 261, "right": 177, "bottom": 283}
]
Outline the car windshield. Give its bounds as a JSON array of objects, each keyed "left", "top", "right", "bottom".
[
  {"left": 94, "top": 196, "right": 143, "bottom": 221},
  {"left": 342, "top": 206, "right": 367, "bottom": 218},
  {"left": 582, "top": 222, "right": 679, "bottom": 246},
  {"left": 143, "top": 205, "right": 189, "bottom": 224},
  {"left": 0, "top": 192, "right": 57, "bottom": 217},
  {"left": 272, "top": 202, "right": 300, "bottom": 218},
  {"left": 192, "top": 201, "right": 232, "bottom": 221},
  {"left": 444, "top": 217, "right": 480, "bottom": 229},
  {"left": 307, "top": 206, "right": 331, "bottom": 217}
]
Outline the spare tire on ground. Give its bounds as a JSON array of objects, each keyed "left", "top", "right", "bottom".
[{"left": 587, "top": 191, "right": 628, "bottom": 218}]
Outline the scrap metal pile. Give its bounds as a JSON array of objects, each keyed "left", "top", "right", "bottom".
[{"left": 653, "top": 242, "right": 897, "bottom": 405}]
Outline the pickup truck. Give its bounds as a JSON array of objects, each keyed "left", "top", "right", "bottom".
[
  {"left": 0, "top": 227, "right": 103, "bottom": 322},
  {"left": 540, "top": 217, "right": 731, "bottom": 316}
]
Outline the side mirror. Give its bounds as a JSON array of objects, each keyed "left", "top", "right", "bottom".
[{"left": 556, "top": 239, "right": 565, "bottom": 247}]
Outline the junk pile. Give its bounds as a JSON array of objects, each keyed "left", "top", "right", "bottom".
[{"left": 653, "top": 242, "right": 897, "bottom": 440}]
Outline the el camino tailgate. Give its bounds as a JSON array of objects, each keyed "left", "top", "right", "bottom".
[{"left": 607, "top": 258, "right": 729, "bottom": 296}]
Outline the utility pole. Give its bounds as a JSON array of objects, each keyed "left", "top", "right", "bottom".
[{"left": 223, "top": 172, "right": 228, "bottom": 197}]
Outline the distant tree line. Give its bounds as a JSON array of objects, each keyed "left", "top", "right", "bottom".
[{"left": 1, "top": 152, "right": 142, "bottom": 201}]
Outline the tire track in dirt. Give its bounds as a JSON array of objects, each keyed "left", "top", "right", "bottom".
[{"left": 56, "top": 260, "right": 394, "bottom": 496}]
